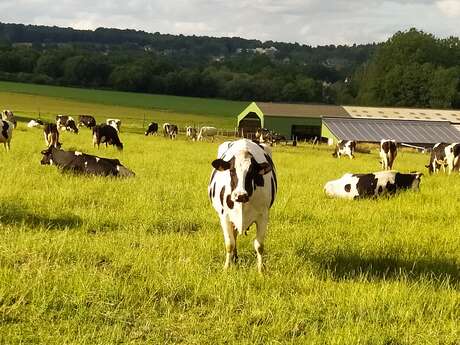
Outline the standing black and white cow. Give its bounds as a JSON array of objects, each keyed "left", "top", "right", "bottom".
[
  {"left": 208, "top": 139, "right": 277, "bottom": 272},
  {"left": 106, "top": 119, "right": 121, "bottom": 132},
  {"left": 332, "top": 140, "right": 357, "bottom": 159},
  {"left": 40, "top": 147, "right": 134, "bottom": 177},
  {"left": 43, "top": 123, "right": 61, "bottom": 148},
  {"left": 255, "top": 128, "right": 271, "bottom": 143},
  {"left": 426, "top": 143, "right": 449, "bottom": 174},
  {"left": 56, "top": 115, "right": 79, "bottom": 133},
  {"left": 198, "top": 126, "right": 217, "bottom": 142},
  {"left": 0, "top": 119, "right": 13, "bottom": 150},
  {"left": 324, "top": 171, "right": 423, "bottom": 199},
  {"left": 444, "top": 143, "right": 460, "bottom": 174},
  {"left": 92, "top": 124, "right": 123, "bottom": 150},
  {"left": 2, "top": 110, "right": 17, "bottom": 128},
  {"left": 186, "top": 126, "right": 198, "bottom": 141},
  {"left": 145, "top": 122, "right": 159, "bottom": 136},
  {"left": 380, "top": 139, "right": 397, "bottom": 170},
  {"left": 78, "top": 115, "right": 96, "bottom": 129},
  {"left": 163, "top": 123, "right": 178, "bottom": 139}
]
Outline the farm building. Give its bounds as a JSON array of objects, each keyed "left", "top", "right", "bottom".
[{"left": 237, "top": 102, "right": 460, "bottom": 145}]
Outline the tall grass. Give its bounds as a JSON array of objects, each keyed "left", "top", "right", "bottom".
[{"left": 0, "top": 121, "right": 458, "bottom": 344}]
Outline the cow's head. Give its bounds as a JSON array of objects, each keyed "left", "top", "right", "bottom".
[
  {"left": 212, "top": 150, "right": 272, "bottom": 203},
  {"left": 116, "top": 142, "right": 123, "bottom": 151},
  {"left": 40, "top": 147, "right": 54, "bottom": 165},
  {"left": 66, "top": 120, "right": 79, "bottom": 134}
]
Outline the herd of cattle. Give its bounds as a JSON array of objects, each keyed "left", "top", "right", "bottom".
[{"left": 2, "top": 109, "right": 460, "bottom": 271}]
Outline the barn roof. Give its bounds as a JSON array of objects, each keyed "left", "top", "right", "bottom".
[
  {"left": 344, "top": 106, "right": 460, "bottom": 124},
  {"left": 323, "top": 117, "right": 460, "bottom": 144},
  {"left": 254, "top": 102, "right": 350, "bottom": 118}
]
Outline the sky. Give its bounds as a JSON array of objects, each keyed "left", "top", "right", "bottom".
[{"left": 1, "top": 0, "right": 460, "bottom": 46}]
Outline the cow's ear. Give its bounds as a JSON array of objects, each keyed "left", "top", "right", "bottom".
[
  {"left": 212, "top": 159, "right": 231, "bottom": 171},
  {"left": 258, "top": 162, "right": 272, "bottom": 175}
]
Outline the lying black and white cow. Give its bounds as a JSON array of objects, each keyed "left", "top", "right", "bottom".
[
  {"left": 92, "top": 124, "right": 123, "bottom": 150},
  {"left": 0, "top": 119, "right": 13, "bottom": 150},
  {"left": 380, "top": 139, "right": 397, "bottom": 170},
  {"left": 56, "top": 115, "right": 79, "bottom": 133},
  {"left": 186, "top": 126, "right": 197, "bottom": 141},
  {"left": 332, "top": 140, "right": 356, "bottom": 159},
  {"left": 145, "top": 122, "right": 158, "bottom": 136},
  {"left": 44, "top": 123, "right": 61, "bottom": 148},
  {"left": 78, "top": 115, "right": 96, "bottom": 128},
  {"left": 27, "top": 119, "right": 44, "bottom": 128},
  {"left": 208, "top": 139, "right": 277, "bottom": 272},
  {"left": 324, "top": 171, "right": 422, "bottom": 199},
  {"left": 106, "top": 118, "right": 121, "bottom": 132},
  {"left": 163, "top": 123, "right": 178, "bottom": 139},
  {"left": 40, "top": 146, "right": 134, "bottom": 177},
  {"left": 2, "top": 110, "right": 17, "bottom": 128}
]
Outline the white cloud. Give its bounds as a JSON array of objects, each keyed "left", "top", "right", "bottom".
[{"left": 1, "top": 0, "right": 460, "bottom": 45}]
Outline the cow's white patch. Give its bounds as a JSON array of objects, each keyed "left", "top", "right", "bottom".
[
  {"left": 75, "top": 151, "right": 82, "bottom": 156},
  {"left": 96, "top": 157, "right": 100, "bottom": 162},
  {"left": 116, "top": 165, "right": 120, "bottom": 171}
]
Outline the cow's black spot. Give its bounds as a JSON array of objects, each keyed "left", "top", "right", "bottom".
[
  {"left": 1, "top": 121, "right": 9, "bottom": 139},
  {"left": 212, "top": 182, "right": 216, "bottom": 198},
  {"left": 210, "top": 169, "right": 217, "bottom": 183},
  {"left": 354, "top": 173, "right": 378, "bottom": 197},
  {"left": 344, "top": 184, "right": 351, "bottom": 192},
  {"left": 219, "top": 186, "right": 225, "bottom": 207},
  {"left": 226, "top": 195, "right": 234, "bottom": 209},
  {"left": 270, "top": 177, "right": 275, "bottom": 207},
  {"left": 378, "top": 186, "right": 383, "bottom": 194},
  {"left": 386, "top": 182, "right": 397, "bottom": 194},
  {"left": 395, "top": 173, "right": 415, "bottom": 189}
]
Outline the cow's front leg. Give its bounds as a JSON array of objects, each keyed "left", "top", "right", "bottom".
[
  {"left": 255, "top": 215, "right": 268, "bottom": 273},
  {"left": 220, "top": 217, "right": 236, "bottom": 270}
]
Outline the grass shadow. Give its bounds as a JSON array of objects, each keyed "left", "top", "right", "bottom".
[
  {"left": 298, "top": 247, "right": 459, "bottom": 287},
  {"left": 0, "top": 202, "right": 82, "bottom": 230}
]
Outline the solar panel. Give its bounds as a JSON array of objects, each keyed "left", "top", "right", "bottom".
[{"left": 323, "top": 117, "right": 460, "bottom": 144}]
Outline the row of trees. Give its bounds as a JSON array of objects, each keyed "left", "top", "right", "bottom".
[{"left": 1, "top": 24, "right": 460, "bottom": 109}]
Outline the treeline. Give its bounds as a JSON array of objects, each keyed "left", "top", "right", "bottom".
[{"left": 1, "top": 23, "right": 460, "bottom": 109}]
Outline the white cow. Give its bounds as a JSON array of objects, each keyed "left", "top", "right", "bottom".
[
  {"left": 198, "top": 126, "right": 217, "bottom": 142},
  {"left": 0, "top": 119, "right": 14, "bottom": 150},
  {"left": 380, "top": 139, "right": 397, "bottom": 170},
  {"left": 27, "top": 119, "right": 44, "bottom": 128},
  {"left": 208, "top": 139, "right": 277, "bottom": 272},
  {"left": 106, "top": 119, "right": 121, "bottom": 132}
]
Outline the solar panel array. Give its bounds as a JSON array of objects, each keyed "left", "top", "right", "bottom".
[{"left": 323, "top": 117, "right": 460, "bottom": 144}]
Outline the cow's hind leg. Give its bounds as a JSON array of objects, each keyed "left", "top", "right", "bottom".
[
  {"left": 221, "top": 218, "right": 236, "bottom": 270},
  {"left": 255, "top": 216, "right": 268, "bottom": 273}
]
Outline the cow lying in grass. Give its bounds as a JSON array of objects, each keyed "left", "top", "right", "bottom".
[
  {"left": 40, "top": 147, "right": 134, "bottom": 177},
  {"left": 324, "top": 171, "right": 422, "bottom": 199}
]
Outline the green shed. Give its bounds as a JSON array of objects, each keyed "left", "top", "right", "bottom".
[{"left": 237, "top": 102, "right": 350, "bottom": 139}]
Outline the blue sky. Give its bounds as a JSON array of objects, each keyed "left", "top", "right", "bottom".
[{"left": 2, "top": 0, "right": 460, "bottom": 45}]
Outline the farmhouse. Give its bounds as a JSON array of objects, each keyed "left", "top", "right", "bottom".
[{"left": 237, "top": 102, "right": 460, "bottom": 145}]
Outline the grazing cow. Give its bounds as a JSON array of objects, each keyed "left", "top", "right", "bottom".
[
  {"left": 78, "top": 115, "right": 96, "bottom": 129},
  {"left": 198, "top": 126, "right": 218, "bottom": 142},
  {"left": 163, "top": 123, "right": 178, "bottom": 139},
  {"left": 444, "top": 143, "right": 460, "bottom": 174},
  {"left": 56, "top": 115, "right": 79, "bottom": 133},
  {"left": 426, "top": 143, "right": 449, "bottom": 174},
  {"left": 0, "top": 119, "right": 13, "bottom": 150},
  {"left": 208, "top": 139, "right": 277, "bottom": 272},
  {"left": 40, "top": 146, "right": 134, "bottom": 177},
  {"left": 145, "top": 122, "right": 159, "bottom": 136},
  {"left": 324, "top": 171, "right": 423, "bottom": 199},
  {"left": 43, "top": 123, "right": 61, "bottom": 148},
  {"left": 27, "top": 119, "right": 44, "bottom": 128},
  {"left": 106, "top": 119, "right": 121, "bottom": 132},
  {"left": 332, "top": 140, "right": 357, "bottom": 159},
  {"left": 92, "top": 124, "right": 123, "bottom": 150},
  {"left": 380, "top": 139, "right": 397, "bottom": 170},
  {"left": 255, "top": 128, "right": 271, "bottom": 143},
  {"left": 186, "top": 126, "right": 198, "bottom": 141},
  {"left": 2, "top": 110, "right": 17, "bottom": 128}
]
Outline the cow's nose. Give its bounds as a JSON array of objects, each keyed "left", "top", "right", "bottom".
[{"left": 234, "top": 191, "right": 249, "bottom": 203}]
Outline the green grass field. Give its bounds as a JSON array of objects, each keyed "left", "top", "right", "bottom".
[{"left": 0, "top": 91, "right": 459, "bottom": 344}]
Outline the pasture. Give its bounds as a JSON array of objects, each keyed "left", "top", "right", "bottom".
[{"left": 0, "top": 92, "right": 459, "bottom": 344}]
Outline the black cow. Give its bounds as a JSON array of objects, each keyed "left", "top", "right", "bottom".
[
  {"left": 145, "top": 122, "right": 159, "bottom": 136},
  {"left": 78, "top": 115, "right": 96, "bottom": 129},
  {"left": 43, "top": 123, "right": 61, "bottom": 148},
  {"left": 40, "top": 146, "right": 134, "bottom": 177},
  {"left": 56, "top": 115, "right": 79, "bottom": 134},
  {"left": 92, "top": 124, "right": 123, "bottom": 150}
]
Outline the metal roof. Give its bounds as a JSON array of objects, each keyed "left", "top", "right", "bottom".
[
  {"left": 343, "top": 106, "right": 460, "bottom": 123},
  {"left": 256, "top": 102, "right": 350, "bottom": 118},
  {"left": 323, "top": 117, "right": 460, "bottom": 144}
]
